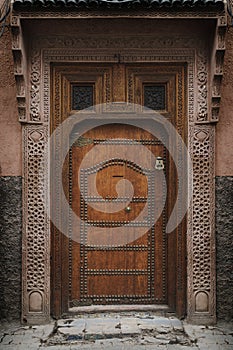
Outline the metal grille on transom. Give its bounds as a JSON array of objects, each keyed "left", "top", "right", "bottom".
[
  {"left": 143, "top": 85, "right": 166, "bottom": 111},
  {"left": 72, "top": 85, "right": 94, "bottom": 110}
]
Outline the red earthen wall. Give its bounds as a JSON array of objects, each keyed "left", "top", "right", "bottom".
[
  {"left": 0, "top": 18, "right": 21, "bottom": 176},
  {"left": 216, "top": 26, "right": 233, "bottom": 176},
  {"left": 0, "top": 20, "right": 233, "bottom": 176}
]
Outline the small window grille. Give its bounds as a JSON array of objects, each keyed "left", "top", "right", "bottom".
[
  {"left": 72, "top": 85, "right": 94, "bottom": 110},
  {"left": 144, "top": 85, "right": 166, "bottom": 110}
]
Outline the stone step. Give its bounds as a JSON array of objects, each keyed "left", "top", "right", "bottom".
[{"left": 56, "top": 315, "right": 184, "bottom": 342}]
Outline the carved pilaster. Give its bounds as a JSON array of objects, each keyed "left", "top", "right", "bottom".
[
  {"left": 187, "top": 125, "right": 216, "bottom": 324},
  {"left": 22, "top": 125, "right": 50, "bottom": 324}
]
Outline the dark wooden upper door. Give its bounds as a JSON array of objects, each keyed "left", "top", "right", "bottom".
[{"left": 51, "top": 63, "right": 187, "bottom": 317}]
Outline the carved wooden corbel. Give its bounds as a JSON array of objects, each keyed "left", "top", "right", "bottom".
[
  {"left": 210, "top": 9, "right": 227, "bottom": 122},
  {"left": 11, "top": 12, "right": 27, "bottom": 122}
]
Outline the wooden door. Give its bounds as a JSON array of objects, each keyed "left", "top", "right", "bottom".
[
  {"left": 70, "top": 123, "right": 167, "bottom": 307},
  {"left": 51, "top": 63, "right": 187, "bottom": 317}
]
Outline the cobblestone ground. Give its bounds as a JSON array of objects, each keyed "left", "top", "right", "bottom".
[{"left": 0, "top": 313, "right": 232, "bottom": 350}]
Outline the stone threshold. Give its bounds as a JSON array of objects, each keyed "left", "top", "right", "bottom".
[
  {"left": 68, "top": 304, "right": 172, "bottom": 315},
  {"left": 51, "top": 314, "right": 190, "bottom": 346}
]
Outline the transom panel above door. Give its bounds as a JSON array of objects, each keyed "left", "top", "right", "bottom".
[{"left": 51, "top": 63, "right": 187, "bottom": 318}]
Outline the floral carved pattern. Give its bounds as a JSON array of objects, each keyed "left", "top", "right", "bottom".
[
  {"left": 30, "top": 49, "right": 41, "bottom": 122},
  {"left": 197, "top": 50, "right": 208, "bottom": 122},
  {"left": 22, "top": 125, "right": 50, "bottom": 323},
  {"left": 187, "top": 125, "right": 215, "bottom": 321}
]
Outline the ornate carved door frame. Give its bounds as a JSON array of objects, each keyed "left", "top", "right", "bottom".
[
  {"left": 50, "top": 62, "right": 187, "bottom": 317},
  {"left": 10, "top": 11, "right": 227, "bottom": 325}
]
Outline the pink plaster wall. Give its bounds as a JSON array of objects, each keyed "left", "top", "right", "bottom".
[
  {"left": 0, "top": 17, "right": 232, "bottom": 176},
  {"left": 0, "top": 21, "right": 21, "bottom": 176},
  {"left": 216, "top": 27, "right": 233, "bottom": 176}
]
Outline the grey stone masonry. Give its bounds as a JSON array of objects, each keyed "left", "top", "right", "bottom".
[
  {"left": 0, "top": 176, "right": 22, "bottom": 321},
  {"left": 216, "top": 176, "right": 233, "bottom": 322},
  {"left": 0, "top": 314, "right": 232, "bottom": 350}
]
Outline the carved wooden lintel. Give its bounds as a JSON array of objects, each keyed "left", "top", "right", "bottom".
[
  {"left": 11, "top": 7, "right": 227, "bottom": 124},
  {"left": 12, "top": 8, "right": 226, "bottom": 19}
]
